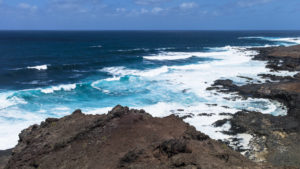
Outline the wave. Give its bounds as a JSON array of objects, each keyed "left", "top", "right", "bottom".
[
  {"left": 144, "top": 52, "right": 194, "bottom": 60},
  {"left": 143, "top": 46, "right": 255, "bottom": 61},
  {"left": 239, "top": 36, "right": 300, "bottom": 45},
  {"left": 100, "top": 66, "right": 169, "bottom": 77},
  {"left": 114, "top": 47, "right": 175, "bottom": 53},
  {"left": 27, "top": 65, "right": 48, "bottom": 70},
  {"left": 1, "top": 43, "right": 296, "bottom": 150},
  {"left": 0, "top": 92, "right": 27, "bottom": 110},
  {"left": 90, "top": 45, "right": 102, "bottom": 48},
  {"left": 155, "top": 47, "right": 176, "bottom": 51},
  {"left": 271, "top": 37, "right": 300, "bottom": 44},
  {"left": 41, "top": 84, "right": 77, "bottom": 94},
  {"left": 115, "top": 48, "right": 150, "bottom": 52}
]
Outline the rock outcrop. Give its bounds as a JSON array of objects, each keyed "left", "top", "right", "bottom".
[
  {"left": 5, "top": 106, "right": 273, "bottom": 169},
  {"left": 253, "top": 45, "right": 300, "bottom": 71},
  {"left": 209, "top": 45, "right": 300, "bottom": 167}
]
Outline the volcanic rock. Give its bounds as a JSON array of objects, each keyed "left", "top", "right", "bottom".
[{"left": 4, "top": 106, "right": 274, "bottom": 169}]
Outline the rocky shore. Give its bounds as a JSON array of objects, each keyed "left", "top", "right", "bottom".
[
  {"left": 2, "top": 106, "right": 278, "bottom": 169},
  {"left": 211, "top": 45, "right": 300, "bottom": 167}
]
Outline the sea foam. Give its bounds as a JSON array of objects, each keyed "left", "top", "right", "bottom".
[
  {"left": 27, "top": 65, "right": 48, "bottom": 70},
  {"left": 41, "top": 84, "right": 77, "bottom": 94},
  {"left": 239, "top": 36, "right": 300, "bottom": 46},
  {"left": 100, "top": 66, "right": 169, "bottom": 77},
  {"left": 1, "top": 36, "right": 300, "bottom": 150}
]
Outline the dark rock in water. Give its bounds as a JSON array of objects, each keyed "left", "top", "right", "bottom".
[
  {"left": 180, "top": 113, "right": 194, "bottom": 119},
  {"left": 206, "top": 86, "right": 220, "bottom": 91},
  {"left": 294, "top": 73, "right": 300, "bottom": 79},
  {"left": 213, "top": 119, "right": 229, "bottom": 127},
  {"left": 198, "top": 113, "right": 216, "bottom": 116},
  {"left": 206, "top": 103, "right": 218, "bottom": 107},
  {"left": 177, "top": 109, "right": 184, "bottom": 112},
  {"left": 258, "top": 74, "right": 294, "bottom": 82},
  {"left": 210, "top": 77, "right": 300, "bottom": 167},
  {"left": 207, "top": 45, "right": 300, "bottom": 168},
  {"left": 5, "top": 106, "right": 273, "bottom": 169},
  {"left": 219, "top": 112, "right": 233, "bottom": 116},
  {"left": 182, "top": 89, "right": 189, "bottom": 93},
  {"left": 212, "top": 78, "right": 300, "bottom": 121},
  {"left": 237, "top": 76, "right": 254, "bottom": 81}
]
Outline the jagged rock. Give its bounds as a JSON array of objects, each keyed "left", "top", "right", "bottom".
[{"left": 4, "top": 106, "right": 273, "bottom": 169}]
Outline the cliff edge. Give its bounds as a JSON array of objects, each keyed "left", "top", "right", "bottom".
[{"left": 4, "top": 106, "right": 273, "bottom": 169}]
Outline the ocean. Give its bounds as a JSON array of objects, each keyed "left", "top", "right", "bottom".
[{"left": 1, "top": 31, "right": 300, "bottom": 150}]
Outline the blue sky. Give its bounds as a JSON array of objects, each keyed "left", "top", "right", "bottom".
[{"left": 0, "top": 0, "right": 299, "bottom": 30}]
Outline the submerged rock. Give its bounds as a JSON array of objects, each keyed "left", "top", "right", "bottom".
[{"left": 5, "top": 106, "right": 274, "bottom": 169}]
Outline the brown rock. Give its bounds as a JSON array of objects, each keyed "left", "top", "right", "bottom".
[{"left": 5, "top": 106, "right": 272, "bottom": 169}]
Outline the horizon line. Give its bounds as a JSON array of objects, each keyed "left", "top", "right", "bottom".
[{"left": 0, "top": 29, "right": 300, "bottom": 32}]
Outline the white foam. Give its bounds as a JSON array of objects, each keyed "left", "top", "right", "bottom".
[
  {"left": 84, "top": 107, "right": 113, "bottom": 115},
  {"left": 0, "top": 108, "right": 45, "bottom": 149},
  {"left": 27, "top": 65, "right": 48, "bottom": 70},
  {"left": 273, "top": 37, "right": 300, "bottom": 44},
  {"left": 116, "top": 48, "right": 149, "bottom": 52},
  {"left": 100, "top": 66, "right": 169, "bottom": 77},
  {"left": 144, "top": 52, "right": 194, "bottom": 60},
  {"left": 90, "top": 45, "right": 102, "bottom": 48},
  {"left": 0, "top": 92, "right": 27, "bottom": 110},
  {"left": 155, "top": 47, "right": 176, "bottom": 51},
  {"left": 0, "top": 121, "right": 34, "bottom": 149},
  {"left": 96, "top": 45, "right": 292, "bottom": 151},
  {"left": 143, "top": 49, "right": 236, "bottom": 61},
  {"left": 239, "top": 36, "right": 300, "bottom": 45},
  {"left": 1, "top": 42, "right": 298, "bottom": 151},
  {"left": 41, "top": 84, "right": 77, "bottom": 94}
]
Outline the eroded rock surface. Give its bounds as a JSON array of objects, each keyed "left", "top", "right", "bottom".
[{"left": 5, "top": 106, "right": 274, "bottom": 169}]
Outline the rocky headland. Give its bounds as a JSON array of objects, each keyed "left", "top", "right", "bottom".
[{"left": 210, "top": 45, "right": 300, "bottom": 167}]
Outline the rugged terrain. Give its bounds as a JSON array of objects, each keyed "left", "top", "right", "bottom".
[
  {"left": 210, "top": 45, "right": 300, "bottom": 167},
  {"left": 3, "top": 106, "right": 277, "bottom": 169}
]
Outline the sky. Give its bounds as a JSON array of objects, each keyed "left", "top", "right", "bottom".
[{"left": 0, "top": 0, "right": 299, "bottom": 30}]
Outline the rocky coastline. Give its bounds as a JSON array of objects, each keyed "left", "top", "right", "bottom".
[
  {"left": 211, "top": 45, "right": 300, "bottom": 167},
  {"left": 1, "top": 45, "right": 300, "bottom": 169},
  {"left": 2, "top": 106, "right": 279, "bottom": 169}
]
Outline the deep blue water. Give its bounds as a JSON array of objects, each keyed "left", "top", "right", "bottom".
[
  {"left": 1, "top": 31, "right": 300, "bottom": 149},
  {"left": 1, "top": 30, "right": 300, "bottom": 90}
]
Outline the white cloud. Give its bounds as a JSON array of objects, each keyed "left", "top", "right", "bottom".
[
  {"left": 180, "top": 2, "right": 198, "bottom": 10},
  {"left": 152, "top": 7, "right": 163, "bottom": 14},
  {"left": 140, "top": 8, "right": 149, "bottom": 14},
  {"left": 237, "top": 0, "right": 272, "bottom": 7},
  {"left": 18, "top": 3, "right": 38, "bottom": 11},
  {"left": 135, "top": 0, "right": 169, "bottom": 5},
  {"left": 116, "top": 8, "right": 127, "bottom": 12}
]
